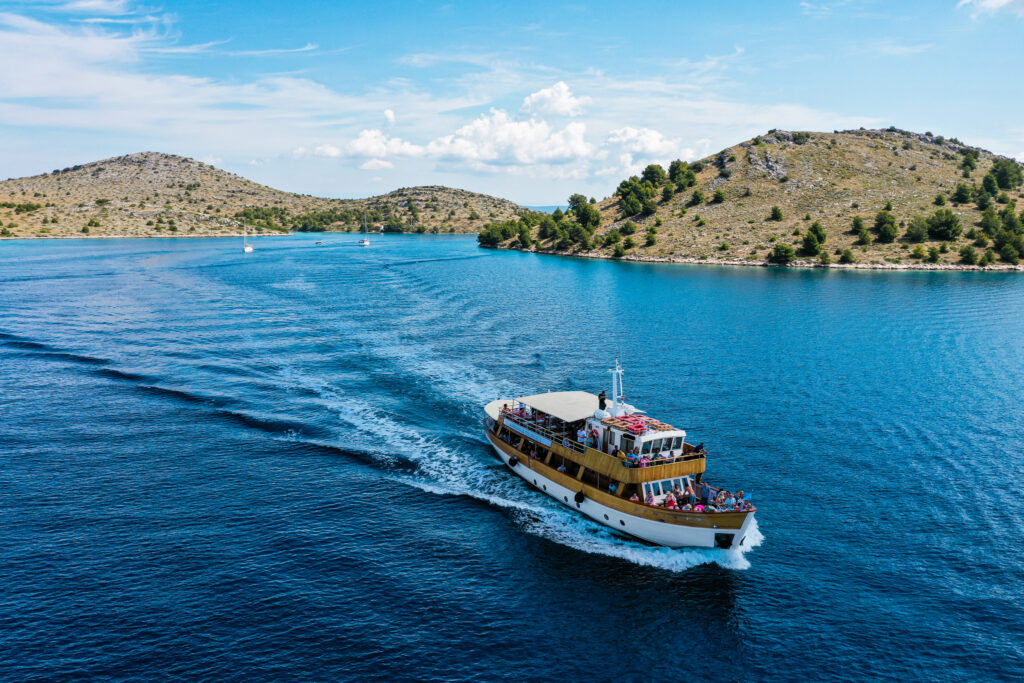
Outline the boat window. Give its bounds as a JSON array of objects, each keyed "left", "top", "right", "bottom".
[
  {"left": 641, "top": 440, "right": 652, "bottom": 454},
  {"left": 673, "top": 437, "right": 683, "bottom": 449},
  {"left": 651, "top": 438, "right": 663, "bottom": 452}
]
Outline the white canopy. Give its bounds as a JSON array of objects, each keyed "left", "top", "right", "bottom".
[{"left": 484, "top": 391, "right": 600, "bottom": 423}]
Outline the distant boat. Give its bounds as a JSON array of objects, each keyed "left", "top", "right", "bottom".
[
  {"left": 362, "top": 214, "right": 374, "bottom": 248},
  {"left": 315, "top": 240, "right": 324, "bottom": 245},
  {"left": 243, "top": 227, "right": 254, "bottom": 253}
]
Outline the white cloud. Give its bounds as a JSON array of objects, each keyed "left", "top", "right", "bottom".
[
  {"left": 607, "top": 126, "right": 681, "bottom": 157},
  {"left": 347, "top": 129, "right": 424, "bottom": 157},
  {"left": 958, "top": 0, "right": 1024, "bottom": 17},
  {"left": 359, "top": 158, "right": 393, "bottom": 170},
  {"left": 58, "top": 0, "right": 132, "bottom": 14},
  {"left": 426, "top": 109, "right": 592, "bottom": 165},
  {"left": 521, "top": 81, "right": 589, "bottom": 116},
  {"left": 383, "top": 108, "right": 395, "bottom": 125}
]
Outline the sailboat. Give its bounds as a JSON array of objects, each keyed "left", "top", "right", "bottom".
[
  {"left": 359, "top": 212, "right": 371, "bottom": 246},
  {"left": 243, "top": 227, "right": 254, "bottom": 253}
]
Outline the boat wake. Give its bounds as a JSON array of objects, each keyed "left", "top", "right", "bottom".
[{"left": 275, "top": 364, "right": 765, "bottom": 572}]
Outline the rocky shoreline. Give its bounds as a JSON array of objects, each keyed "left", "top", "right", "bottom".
[{"left": 494, "top": 245, "right": 1024, "bottom": 272}]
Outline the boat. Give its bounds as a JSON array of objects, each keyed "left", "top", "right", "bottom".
[
  {"left": 243, "top": 227, "right": 254, "bottom": 253},
  {"left": 358, "top": 212, "right": 371, "bottom": 246},
  {"left": 483, "top": 361, "right": 756, "bottom": 549}
]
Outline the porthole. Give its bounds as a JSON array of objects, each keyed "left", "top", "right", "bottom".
[
  {"left": 563, "top": 496, "right": 568, "bottom": 502},
  {"left": 619, "top": 520, "right": 625, "bottom": 526},
  {"left": 542, "top": 485, "right": 547, "bottom": 491},
  {"left": 533, "top": 479, "right": 538, "bottom": 485},
  {"left": 603, "top": 514, "right": 609, "bottom": 520}
]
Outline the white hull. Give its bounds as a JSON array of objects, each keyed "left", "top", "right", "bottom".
[{"left": 489, "top": 441, "right": 753, "bottom": 549}]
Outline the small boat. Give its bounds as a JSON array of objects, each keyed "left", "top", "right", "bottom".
[
  {"left": 315, "top": 240, "right": 324, "bottom": 245},
  {"left": 243, "top": 227, "right": 254, "bottom": 253},
  {"left": 359, "top": 212, "right": 371, "bottom": 246},
  {"left": 483, "top": 360, "right": 757, "bottom": 549}
]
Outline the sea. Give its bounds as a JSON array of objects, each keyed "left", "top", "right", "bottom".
[{"left": 2, "top": 234, "right": 1023, "bottom": 682}]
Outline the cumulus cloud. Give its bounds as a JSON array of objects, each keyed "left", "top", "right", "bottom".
[
  {"left": 521, "top": 81, "right": 589, "bottom": 116},
  {"left": 383, "top": 108, "right": 395, "bottom": 125},
  {"left": 426, "top": 109, "right": 591, "bottom": 164},
  {"left": 359, "top": 158, "right": 393, "bottom": 170},
  {"left": 347, "top": 129, "right": 424, "bottom": 157}
]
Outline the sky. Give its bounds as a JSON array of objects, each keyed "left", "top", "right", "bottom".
[{"left": 2, "top": 0, "right": 1024, "bottom": 204}]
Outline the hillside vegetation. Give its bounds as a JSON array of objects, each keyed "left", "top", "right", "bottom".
[
  {"left": 0, "top": 152, "right": 524, "bottom": 239},
  {"left": 479, "top": 128, "right": 1024, "bottom": 268}
]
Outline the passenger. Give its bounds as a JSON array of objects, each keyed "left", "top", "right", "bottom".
[
  {"left": 684, "top": 483, "right": 697, "bottom": 505},
  {"left": 639, "top": 455, "right": 650, "bottom": 468},
  {"left": 664, "top": 493, "right": 677, "bottom": 509},
  {"left": 700, "top": 482, "right": 711, "bottom": 504},
  {"left": 681, "top": 503, "right": 692, "bottom": 511},
  {"left": 629, "top": 492, "right": 640, "bottom": 502},
  {"left": 725, "top": 493, "right": 736, "bottom": 506},
  {"left": 645, "top": 490, "right": 655, "bottom": 505},
  {"left": 696, "top": 442, "right": 706, "bottom": 454},
  {"left": 576, "top": 427, "right": 586, "bottom": 444},
  {"left": 598, "top": 390, "right": 607, "bottom": 411},
  {"left": 557, "top": 463, "right": 567, "bottom": 473}
]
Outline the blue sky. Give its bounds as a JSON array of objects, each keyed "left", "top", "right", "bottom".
[{"left": 2, "top": 0, "right": 1023, "bottom": 204}]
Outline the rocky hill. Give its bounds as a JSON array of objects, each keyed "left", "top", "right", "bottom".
[
  {"left": 0, "top": 152, "right": 524, "bottom": 239},
  {"left": 481, "top": 128, "right": 1024, "bottom": 268}
]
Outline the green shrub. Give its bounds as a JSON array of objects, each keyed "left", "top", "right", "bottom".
[
  {"left": 621, "top": 221, "right": 637, "bottom": 235},
  {"left": 767, "top": 243, "right": 796, "bottom": 264},
  {"left": 654, "top": 217, "right": 663, "bottom": 227},
  {"left": 974, "top": 234, "right": 989, "bottom": 248},
  {"left": 982, "top": 173, "right": 999, "bottom": 196},
  {"left": 904, "top": 215, "right": 928, "bottom": 242},
  {"left": 885, "top": 200, "right": 893, "bottom": 211},
  {"left": 612, "top": 244, "right": 626, "bottom": 258},
  {"left": 800, "top": 232, "right": 820, "bottom": 256},
  {"left": 661, "top": 184, "right": 675, "bottom": 202},
  {"left": 818, "top": 250, "right": 832, "bottom": 265},
  {"left": 642, "top": 164, "right": 667, "bottom": 186},
  {"left": 926, "top": 247, "right": 941, "bottom": 263},
  {"left": 980, "top": 249, "right": 996, "bottom": 266},
  {"left": 712, "top": 189, "right": 725, "bottom": 203},
  {"left": 959, "top": 245, "right": 978, "bottom": 265},
  {"left": 951, "top": 183, "right": 973, "bottom": 204},
  {"left": 719, "top": 242, "right": 730, "bottom": 251},
  {"left": 926, "top": 208, "right": 962, "bottom": 240},
  {"left": 808, "top": 221, "right": 826, "bottom": 244},
  {"left": 934, "top": 194, "right": 946, "bottom": 206},
  {"left": 603, "top": 228, "right": 622, "bottom": 246},
  {"left": 645, "top": 233, "right": 657, "bottom": 247},
  {"left": 874, "top": 210, "right": 898, "bottom": 243},
  {"left": 769, "top": 206, "right": 783, "bottom": 221},
  {"left": 689, "top": 189, "right": 705, "bottom": 206},
  {"left": 911, "top": 244, "right": 926, "bottom": 259},
  {"left": 81, "top": 226, "right": 89, "bottom": 234},
  {"left": 623, "top": 236, "right": 636, "bottom": 250},
  {"left": 1000, "top": 243, "right": 1019, "bottom": 264},
  {"left": 991, "top": 158, "right": 1023, "bottom": 189},
  {"left": 839, "top": 249, "right": 856, "bottom": 264}
]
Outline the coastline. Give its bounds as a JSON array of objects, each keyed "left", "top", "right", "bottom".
[{"left": 487, "top": 245, "right": 1024, "bottom": 272}]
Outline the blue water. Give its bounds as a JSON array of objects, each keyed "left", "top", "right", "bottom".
[{"left": 2, "top": 234, "right": 1023, "bottom": 681}]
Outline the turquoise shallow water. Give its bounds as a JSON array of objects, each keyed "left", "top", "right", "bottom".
[{"left": 1, "top": 234, "right": 1023, "bottom": 681}]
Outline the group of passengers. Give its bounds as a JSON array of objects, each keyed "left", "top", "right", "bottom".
[
  {"left": 628, "top": 482, "right": 753, "bottom": 513},
  {"left": 613, "top": 442, "right": 705, "bottom": 468}
]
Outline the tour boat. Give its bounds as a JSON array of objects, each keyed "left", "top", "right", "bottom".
[{"left": 483, "top": 361, "right": 756, "bottom": 549}]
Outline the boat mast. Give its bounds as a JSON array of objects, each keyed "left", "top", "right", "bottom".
[{"left": 608, "top": 358, "right": 624, "bottom": 415}]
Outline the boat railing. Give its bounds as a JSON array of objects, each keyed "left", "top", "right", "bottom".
[{"left": 500, "top": 410, "right": 584, "bottom": 453}]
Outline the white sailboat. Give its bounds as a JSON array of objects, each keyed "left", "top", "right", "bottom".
[
  {"left": 243, "top": 227, "right": 254, "bottom": 253},
  {"left": 359, "top": 212, "right": 370, "bottom": 246}
]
